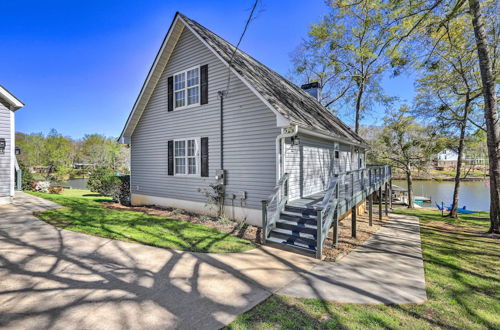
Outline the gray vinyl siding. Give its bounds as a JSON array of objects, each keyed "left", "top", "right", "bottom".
[
  {"left": 285, "top": 134, "right": 364, "bottom": 200},
  {"left": 0, "top": 101, "right": 12, "bottom": 198},
  {"left": 131, "top": 27, "right": 279, "bottom": 209}
]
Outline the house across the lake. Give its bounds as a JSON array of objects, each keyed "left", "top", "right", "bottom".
[
  {"left": 436, "top": 149, "right": 488, "bottom": 169},
  {"left": 0, "top": 86, "right": 24, "bottom": 204},
  {"left": 119, "top": 12, "right": 391, "bottom": 258}
]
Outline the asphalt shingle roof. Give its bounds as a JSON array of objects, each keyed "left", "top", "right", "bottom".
[{"left": 179, "top": 13, "right": 366, "bottom": 146}]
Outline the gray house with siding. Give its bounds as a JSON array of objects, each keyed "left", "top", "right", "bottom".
[
  {"left": 120, "top": 13, "right": 391, "bottom": 256},
  {"left": 0, "top": 86, "right": 24, "bottom": 204}
]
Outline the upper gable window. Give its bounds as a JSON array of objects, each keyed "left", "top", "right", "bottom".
[{"left": 174, "top": 66, "right": 200, "bottom": 110}]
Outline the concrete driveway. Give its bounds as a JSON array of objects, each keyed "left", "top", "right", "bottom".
[
  {"left": 0, "top": 193, "right": 318, "bottom": 329},
  {"left": 0, "top": 193, "right": 427, "bottom": 329}
]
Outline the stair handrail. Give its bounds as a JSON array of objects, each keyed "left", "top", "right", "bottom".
[
  {"left": 315, "top": 175, "right": 340, "bottom": 258},
  {"left": 261, "top": 173, "right": 289, "bottom": 242}
]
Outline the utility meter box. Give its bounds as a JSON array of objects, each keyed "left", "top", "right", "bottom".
[{"left": 215, "top": 169, "right": 225, "bottom": 185}]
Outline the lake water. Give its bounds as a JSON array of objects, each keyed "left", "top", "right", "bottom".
[
  {"left": 58, "top": 178, "right": 88, "bottom": 190},
  {"left": 393, "top": 180, "right": 490, "bottom": 211},
  {"left": 59, "top": 177, "right": 490, "bottom": 211}
]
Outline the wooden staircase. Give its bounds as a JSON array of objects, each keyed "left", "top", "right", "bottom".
[
  {"left": 266, "top": 205, "right": 319, "bottom": 254},
  {"left": 262, "top": 165, "right": 392, "bottom": 259}
]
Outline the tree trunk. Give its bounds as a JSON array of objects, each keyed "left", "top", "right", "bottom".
[
  {"left": 469, "top": 0, "right": 500, "bottom": 233},
  {"left": 449, "top": 100, "right": 470, "bottom": 218},
  {"left": 354, "top": 83, "right": 364, "bottom": 134},
  {"left": 406, "top": 169, "right": 414, "bottom": 208}
]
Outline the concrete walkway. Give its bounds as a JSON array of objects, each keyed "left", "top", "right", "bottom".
[
  {"left": 0, "top": 193, "right": 426, "bottom": 329},
  {"left": 278, "top": 213, "right": 428, "bottom": 304},
  {"left": 0, "top": 193, "right": 318, "bottom": 330}
]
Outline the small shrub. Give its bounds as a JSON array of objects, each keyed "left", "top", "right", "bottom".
[
  {"left": 199, "top": 215, "right": 212, "bottom": 222},
  {"left": 33, "top": 181, "right": 50, "bottom": 193},
  {"left": 111, "top": 175, "right": 130, "bottom": 206},
  {"left": 48, "top": 186, "right": 64, "bottom": 194},
  {"left": 218, "top": 216, "right": 232, "bottom": 225},
  {"left": 18, "top": 161, "right": 35, "bottom": 191},
  {"left": 200, "top": 183, "right": 225, "bottom": 217},
  {"left": 87, "top": 167, "right": 120, "bottom": 196},
  {"left": 171, "top": 209, "right": 182, "bottom": 216}
]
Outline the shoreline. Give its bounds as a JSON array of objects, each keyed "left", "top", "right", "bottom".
[{"left": 392, "top": 177, "right": 488, "bottom": 182}]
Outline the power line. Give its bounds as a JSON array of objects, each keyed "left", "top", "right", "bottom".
[{"left": 224, "top": 0, "right": 260, "bottom": 95}]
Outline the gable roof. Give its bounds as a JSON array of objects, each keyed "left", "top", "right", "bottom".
[
  {"left": 0, "top": 85, "right": 24, "bottom": 111},
  {"left": 120, "top": 12, "right": 367, "bottom": 147}
]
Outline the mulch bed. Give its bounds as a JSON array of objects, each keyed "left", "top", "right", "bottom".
[
  {"left": 102, "top": 202, "right": 263, "bottom": 244},
  {"left": 323, "top": 210, "right": 390, "bottom": 261},
  {"left": 102, "top": 202, "right": 390, "bottom": 261}
]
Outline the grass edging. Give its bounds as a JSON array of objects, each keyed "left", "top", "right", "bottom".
[
  {"left": 227, "top": 208, "right": 499, "bottom": 329},
  {"left": 27, "top": 190, "right": 255, "bottom": 254}
]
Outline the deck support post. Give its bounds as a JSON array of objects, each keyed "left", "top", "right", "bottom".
[
  {"left": 332, "top": 212, "right": 339, "bottom": 247},
  {"left": 389, "top": 179, "right": 393, "bottom": 210},
  {"left": 316, "top": 210, "right": 324, "bottom": 260},
  {"left": 333, "top": 184, "right": 340, "bottom": 247},
  {"left": 368, "top": 193, "right": 373, "bottom": 226},
  {"left": 351, "top": 206, "right": 357, "bottom": 238},
  {"left": 378, "top": 186, "right": 383, "bottom": 221},
  {"left": 261, "top": 200, "right": 268, "bottom": 244},
  {"left": 384, "top": 182, "right": 389, "bottom": 215}
]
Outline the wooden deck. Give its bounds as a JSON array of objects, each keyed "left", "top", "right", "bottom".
[
  {"left": 287, "top": 168, "right": 392, "bottom": 218},
  {"left": 263, "top": 165, "right": 392, "bottom": 259},
  {"left": 288, "top": 192, "right": 325, "bottom": 209}
]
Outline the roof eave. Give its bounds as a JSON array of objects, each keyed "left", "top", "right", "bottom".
[
  {"left": 297, "top": 126, "right": 370, "bottom": 149},
  {"left": 119, "top": 12, "right": 183, "bottom": 143},
  {"left": 0, "top": 85, "right": 24, "bottom": 111}
]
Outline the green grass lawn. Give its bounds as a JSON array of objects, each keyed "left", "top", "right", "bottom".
[
  {"left": 28, "top": 189, "right": 254, "bottom": 253},
  {"left": 228, "top": 208, "right": 499, "bottom": 329}
]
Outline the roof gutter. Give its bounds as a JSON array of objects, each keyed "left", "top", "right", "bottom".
[{"left": 297, "top": 126, "right": 369, "bottom": 149}]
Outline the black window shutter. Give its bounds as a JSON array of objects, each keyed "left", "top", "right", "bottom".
[
  {"left": 167, "top": 76, "right": 174, "bottom": 111},
  {"left": 167, "top": 140, "right": 174, "bottom": 175},
  {"left": 200, "top": 65, "right": 208, "bottom": 105},
  {"left": 201, "top": 137, "right": 209, "bottom": 177}
]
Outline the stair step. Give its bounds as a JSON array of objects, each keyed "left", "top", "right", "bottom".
[
  {"left": 267, "top": 236, "right": 316, "bottom": 253},
  {"left": 280, "top": 211, "right": 317, "bottom": 224},
  {"left": 269, "top": 230, "right": 317, "bottom": 247},
  {"left": 271, "top": 227, "right": 317, "bottom": 240},
  {"left": 276, "top": 219, "right": 317, "bottom": 235},
  {"left": 285, "top": 205, "right": 318, "bottom": 217}
]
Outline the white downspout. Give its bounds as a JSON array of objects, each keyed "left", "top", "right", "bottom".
[{"left": 276, "top": 125, "right": 298, "bottom": 183}]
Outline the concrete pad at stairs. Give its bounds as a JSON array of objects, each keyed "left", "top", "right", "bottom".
[
  {"left": 276, "top": 213, "right": 428, "bottom": 304},
  {"left": 0, "top": 193, "right": 318, "bottom": 330}
]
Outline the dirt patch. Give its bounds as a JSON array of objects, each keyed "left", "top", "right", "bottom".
[
  {"left": 102, "top": 202, "right": 263, "bottom": 243},
  {"left": 323, "top": 210, "right": 390, "bottom": 261}
]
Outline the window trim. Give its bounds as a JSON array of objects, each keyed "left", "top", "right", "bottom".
[
  {"left": 173, "top": 65, "right": 201, "bottom": 110},
  {"left": 173, "top": 137, "right": 201, "bottom": 177}
]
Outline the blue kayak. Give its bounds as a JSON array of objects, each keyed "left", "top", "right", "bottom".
[
  {"left": 457, "top": 207, "right": 476, "bottom": 214},
  {"left": 436, "top": 203, "right": 476, "bottom": 214}
]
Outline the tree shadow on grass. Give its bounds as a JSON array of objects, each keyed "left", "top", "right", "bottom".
[{"left": 32, "top": 197, "right": 254, "bottom": 253}]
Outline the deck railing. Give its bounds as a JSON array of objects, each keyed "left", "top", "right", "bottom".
[
  {"left": 316, "top": 176, "right": 340, "bottom": 258},
  {"left": 315, "top": 164, "right": 391, "bottom": 258},
  {"left": 261, "top": 173, "right": 289, "bottom": 243},
  {"left": 261, "top": 164, "right": 391, "bottom": 256}
]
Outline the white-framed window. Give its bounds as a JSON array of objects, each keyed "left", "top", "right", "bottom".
[
  {"left": 174, "top": 66, "right": 200, "bottom": 110},
  {"left": 174, "top": 138, "right": 200, "bottom": 176}
]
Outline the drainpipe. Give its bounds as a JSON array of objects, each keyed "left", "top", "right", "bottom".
[
  {"left": 218, "top": 90, "right": 226, "bottom": 171},
  {"left": 276, "top": 125, "right": 298, "bottom": 183}
]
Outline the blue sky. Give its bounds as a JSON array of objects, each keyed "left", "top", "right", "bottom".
[{"left": 1, "top": 0, "right": 415, "bottom": 139}]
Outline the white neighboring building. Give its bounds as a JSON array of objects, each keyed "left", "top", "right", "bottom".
[
  {"left": 436, "top": 148, "right": 488, "bottom": 168},
  {"left": 0, "top": 86, "right": 24, "bottom": 204}
]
